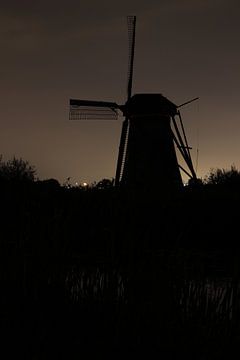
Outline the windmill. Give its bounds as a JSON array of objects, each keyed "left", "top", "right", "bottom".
[{"left": 69, "top": 16, "right": 197, "bottom": 190}]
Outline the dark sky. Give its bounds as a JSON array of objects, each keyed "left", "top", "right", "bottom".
[{"left": 1, "top": 0, "right": 240, "bottom": 184}]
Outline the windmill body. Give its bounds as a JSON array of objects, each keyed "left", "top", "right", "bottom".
[{"left": 121, "top": 94, "right": 182, "bottom": 189}]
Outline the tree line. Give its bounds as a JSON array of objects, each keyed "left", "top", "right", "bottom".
[{"left": 1, "top": 155, "right": 240, "bottom": 187}]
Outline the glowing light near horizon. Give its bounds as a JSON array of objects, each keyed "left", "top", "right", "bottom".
[{"left": 82, "top": 182, "right": 88, "bottom": 187}]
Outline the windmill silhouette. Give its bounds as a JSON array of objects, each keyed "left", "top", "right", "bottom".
[{"left": 69, "top": 16, "right": 197, "bottom": 189}]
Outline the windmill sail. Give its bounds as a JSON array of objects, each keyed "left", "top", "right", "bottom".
[
  {"left": 127, "top": 15, "right": 136, "bottom": 101},
  {"left": 115, "top": 16, "right": 136, "bottom": 185},
  {"left": 69, "top": 99, "right": 119, "bottom": 120}
]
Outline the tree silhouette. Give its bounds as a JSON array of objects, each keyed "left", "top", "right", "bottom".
[
  {"left": 204, "top": 165, "right": 240, "bottom": 185},
  {"left": 94, "top": 178, "right": 114, "bottom": 189},
  {"left": 0, "top": 155, "right": 37, "bottom": 182}
]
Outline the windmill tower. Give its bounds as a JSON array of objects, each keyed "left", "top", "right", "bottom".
[{"left": 69, "top": 16, "right": 197, "bottom": 190}]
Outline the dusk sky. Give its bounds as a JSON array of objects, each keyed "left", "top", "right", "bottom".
[{"left": 1, "top": 0, "right": 240, "bottom": 184}]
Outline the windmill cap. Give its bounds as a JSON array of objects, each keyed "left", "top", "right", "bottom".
[{"left": 125, "top": 93, "right": 177, "bottom": 117}]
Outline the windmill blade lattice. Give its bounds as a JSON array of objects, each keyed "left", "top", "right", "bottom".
[
  {"left": 69, "top": 99, "right": 119, "bottom": 120},
  {"left": 127, "top": 15, "right": 136, "bottom": 101}
]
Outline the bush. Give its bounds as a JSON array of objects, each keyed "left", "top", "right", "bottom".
[
  {"left": 0, "top": 156, "right": 37, "bottom": 182},
  {"left": 204, "top": 165, "right": 240, "bottom": 186}
]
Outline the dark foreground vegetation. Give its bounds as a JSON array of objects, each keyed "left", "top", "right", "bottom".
[{"left": 1, "top": 159, "right": 240, "bottom": 359}]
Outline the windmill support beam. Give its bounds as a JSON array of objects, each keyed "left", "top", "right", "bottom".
[
  {"left": 171, "top": 130, "right": 190, "bottom": 164},
  {"left": 178, "top": 164, "right": 193, "bottom": 179},
  {"left": 171, "top": 116, "right": 196, "bottom": 179},
  {"left": 177, "top": 111, "right": 191, "bottom": 160}
]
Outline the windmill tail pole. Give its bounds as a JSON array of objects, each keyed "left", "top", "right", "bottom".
[{"left": 177, "top": 97, "right": 199, "bottom": 109}]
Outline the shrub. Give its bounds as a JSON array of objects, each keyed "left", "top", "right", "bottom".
[
  {"left": 204, "top": 165, "right": 240, "bottom": 186},
  {"left": 0, "top": 155, "right": 37, "bottom": 182}
]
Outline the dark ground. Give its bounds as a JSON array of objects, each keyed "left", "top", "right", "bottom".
[{"left": 1, "top": 180, "right": 240, "bottom": 359}]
